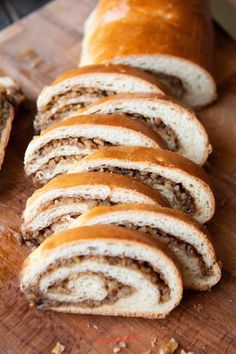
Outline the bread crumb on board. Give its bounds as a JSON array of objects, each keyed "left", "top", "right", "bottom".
[
  {"left": 151, "top": 336, "right": 157, "bottom": 347},
  {"left": 159, "top": 338, "right": 179, "bottom": 354},
  {"left": 193, "top": 303, "right": 203, "bottom": 312},
  {"left": 219, "top": 198, "right": 226, "bottom": 208},
  {"left": 51, "top": 342, "right": 65, "bottom": 354},
  {"left": 142, "top": 337, "right": 180, "bottom": 354},
  {"left": 113, "top": 340, "right": 127, "bottom": 353}
]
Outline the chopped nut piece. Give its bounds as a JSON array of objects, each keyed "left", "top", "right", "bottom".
[
  {"left": 180, "top": 350, "right": 195, "bottom": 354},
  {"left": 151, "top": 336, "right": 157, "bottom": 347},
  {"left": 193, "top": 303, "right": 203, "bottom": 312},
  {"left": 12, "top": 231, "right": 23, "bottom": 244},
  {"left": 119, "top": 341, "right": 126, "bottom": 348},
  {"left": 51, "top": 342, "right": 65, "bottom": 354},
  {"left": 159, "top": 338, "right": 179, "bottom": 354}
]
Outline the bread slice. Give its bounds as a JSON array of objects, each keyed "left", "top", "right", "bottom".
[
  {"left": 0, "top": 95, "right": 15, "bottom": 169},
  {"left": 70, "top": 146, "right": 215, "bottom": 223},
  {"left": 21, "top": 172, "right": 167, "bottom": 246},
  {"left": 0, "top": 73, "right": 24, "bottom": 107},
  {"left": 80, "top": 0, "right": 216, "bottom": 108},
  {"left": 73, "top": 204, "right": 221, "bottom": 290},
  {"left": 20, "top": 225, "right": 183, "bottom": 319},
  {"left": 24, "top": 114, "right": 166, "bottom": 185},
  {"left": 79, "top": 93, "right": 212, "bottom": 165},
  {"left": 34, "top": 64, "right": 165, "bottom": 131},
  {"left": 0, "top": 71, "right": 24, "bottom": 169},
  {"left": 0, "top": 75, "right": 24, "bottom": 170}
]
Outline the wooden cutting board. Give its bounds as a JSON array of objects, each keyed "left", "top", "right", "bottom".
[{"left": 0, "top": 1, "right": 236, "bottom": 353}]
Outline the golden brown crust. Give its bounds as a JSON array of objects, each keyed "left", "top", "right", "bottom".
[
  {"left": 26, "top": 172, "right": 168, "bottom": 208},
  {"left": 78, "top": 93, "right": 212, "bottom": 166},
  {"left": 77, "top": 203, "right": 214, "bottom": 243},
  {"left": 40, "top": 114, "right": 167, "bottom": 149},
  {"left": 22, "top": 225, "right": 183, "bottom": 315},
  {"left": 75, "top": 204, "right": 221, "bottom": 291},
  {"left": 82, "top": 0, "right": 214, "bottom": 73},
  {"left": 51, "top": 64, "right": 166, "bottom": 92},
  {"left": 79, "top": 92, "right": 195, "bottom": 115},
  {"left": 30, "top": 224, "right": 181, "bottom": 270},
  {"left": 78, "top": 146, "right": 213, "bottom": 187}
]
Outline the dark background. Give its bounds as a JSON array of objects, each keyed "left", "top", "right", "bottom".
[{"left": 0, "top": 0, "right": 51, "bottom": 29}]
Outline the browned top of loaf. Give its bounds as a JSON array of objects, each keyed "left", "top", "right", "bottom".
[
  {"left": 26, "top": 171, "right": 168, "bottom": 208},
  {"left": 40, "top": 114, "right": 167, "bottom": 149},
  {"left": 79, "top": 92, "right": 195, "bottom": 115},
  {"left": 80, "top": 146, "right": 212, "bottom": 186},
  {"left": 77, "top": 203, "right": 213, "bottom": 241},
  {"left": 50, "top": 64, "right": 166, "bottom": 92},
  {"left": 26, "top": 224, "right": 181, "bottom": 271},
  {"left": 84, "top": 0, "right": 214, "bottom": 72}
]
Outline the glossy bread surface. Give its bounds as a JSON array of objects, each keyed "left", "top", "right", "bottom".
[{"left": 83, "top": 0, "right": 214, "bottom": 71}]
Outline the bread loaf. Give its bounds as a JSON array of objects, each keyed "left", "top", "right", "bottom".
[
  {"left": 80, "top": 0, "right": 216, "bottom": 108},
  {"left": 0, "top": 74, "right": 24, "bottom": 169}
]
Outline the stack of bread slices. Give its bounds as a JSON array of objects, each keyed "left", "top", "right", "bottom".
[{"left": 20, "top": 0, "right": 221, "bottom": 319}]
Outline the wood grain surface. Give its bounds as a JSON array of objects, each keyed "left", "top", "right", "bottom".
[{"left": 0, "top": 0, "right": 236, "bottom": 353}]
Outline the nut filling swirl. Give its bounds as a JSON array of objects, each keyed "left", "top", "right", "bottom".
[
  {"left": 36, "top": 137, "right": 112, "bottom": 158},
  {"left": 24, "top": 255, "right": 170, "bottom": 308},
  {"left": 0, "top": 95, "right": 13, "bottom": 139},
  {"left": 35, "top": 111, "right": 179, "bottom": 153},
  {"left": 125, "top": 112, "right": 178, "bottom": 151},
  {"left": 29, "top": 137, "right": 113, "bottom": 184},
  {"left": 29, "top": 146, "right": 194, "bottom": 214},
  {"left": 114, "top": 223, "right": 212, "bottom": 278},
  {"left": 23, "top": 197, "right": 116, "bottom": 245},
  {"left": 155, "top": 73, "right": 185, "bottom": 99},
  {"left": 88, "top": 166, "right": 195, "bottom": 214},
  {"left": 29, "top": 137, "right": 113, "bottom": 183},
  {"left": 35, "top": 87, "right": 116, "bottom": 130}
]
